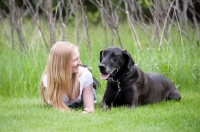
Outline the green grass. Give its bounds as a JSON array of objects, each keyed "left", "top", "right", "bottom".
[
  {"left": 0, "top": 90, "right": 199, "bottom": 132},
  {"left": 0, "top": 21, "right": 200, "bottom": 131}
]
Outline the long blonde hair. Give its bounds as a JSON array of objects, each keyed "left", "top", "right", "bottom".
[{"left": 40, "top": 41, "right": 80, "bottom": 111}]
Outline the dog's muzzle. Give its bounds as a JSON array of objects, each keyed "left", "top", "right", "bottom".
[
  {"left": 99, "top": 64, "right": 107, "bottom": 74},
  {"left": 99, "top": 63, "right": 119, "bottom": 80}
]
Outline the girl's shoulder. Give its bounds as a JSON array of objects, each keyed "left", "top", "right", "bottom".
[
  {"left": 79, "top": 67, "right": 92, "bottom": 77},
  {"left": 79, "top": 67, "right": 93, "bottom": 87},
  {"left": 79, "top": 66, "right": 92, "bottom": 78}
]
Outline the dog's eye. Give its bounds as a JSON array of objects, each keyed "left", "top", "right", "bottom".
[
  {"left": 112, "top": 53, "right": 118, "bottom": 58},
  {"left": 101, "top": 51, "right": 106, "bottom": 56}
]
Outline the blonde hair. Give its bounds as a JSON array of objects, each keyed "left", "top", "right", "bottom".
[{"left": 40, "top": 41, "right": 81, "bottom": 111}]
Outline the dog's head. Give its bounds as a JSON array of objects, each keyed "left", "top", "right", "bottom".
[{"left": 99, "top": 46, "right": 134, "bottom": 80}]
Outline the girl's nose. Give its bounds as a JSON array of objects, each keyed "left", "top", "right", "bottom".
[{"left": 78, "top": 58, "right": 82, "bottom": 65}]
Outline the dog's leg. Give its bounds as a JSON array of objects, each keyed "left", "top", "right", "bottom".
[
  {"left": 130, "top": 100, "right": 138, "bottom": 109},
  {"left": 100, "top": 83, "right": 115, "bottom": 111},
  {"left": 100, "top": 99, "right": 111, "bottom": 111},
  {"left": 102, "top": 104, "right": 111, "bottom": 111},
  {"left": 130, "top": 87, "right": 139, "bottom": 109},
  {"left": 130, "top": 104, "right": 136, "bottom": 109},
  {"left": 167, "top": 89, "right": 181, "bottom": 101}
]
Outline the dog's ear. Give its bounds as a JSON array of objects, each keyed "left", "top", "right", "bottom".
[
  {"left": 100, "top": 50, "right": 103, "bottom": 62},
  {"left": 123, "top": 50, "right": 135, "bottom": 70}
]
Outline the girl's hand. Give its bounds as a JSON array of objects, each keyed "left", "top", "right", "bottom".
[{"left": 82, "top": 108, "right": 94, "bottom": 114}]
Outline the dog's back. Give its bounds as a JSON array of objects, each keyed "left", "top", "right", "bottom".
[{"left": 138, "top": 72, "right": 180, "bottom": 104}]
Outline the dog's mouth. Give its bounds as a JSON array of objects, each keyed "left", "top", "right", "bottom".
[
  {"left": 100, "top": 68, "right": 118, "bottom": 80},
  {"left": 100, "top": 73, "right": 110, "bottom": 80}
]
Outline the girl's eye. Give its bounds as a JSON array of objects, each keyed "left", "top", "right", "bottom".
[{"left": 73, "top": 58, "right": 78, "bottom": 62}]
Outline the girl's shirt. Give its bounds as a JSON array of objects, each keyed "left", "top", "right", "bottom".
[{"left": 42, "top": 68, "right": 93, "bottom": 106}]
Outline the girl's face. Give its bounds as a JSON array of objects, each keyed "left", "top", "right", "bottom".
[{"left": 71, "top": 48, "right": 82, "bottom": 74}]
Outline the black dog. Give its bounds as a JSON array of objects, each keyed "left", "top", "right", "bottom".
[{"left": 99, "top": 46, "right": 181, "bottom": 110}]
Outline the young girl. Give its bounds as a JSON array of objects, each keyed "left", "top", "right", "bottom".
[{"left": 40, "top": 41, "right": 94, "bottom": 113}]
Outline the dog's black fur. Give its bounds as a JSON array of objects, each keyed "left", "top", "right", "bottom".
[{"left": 99, "top": 46, "right": 181, "bottom": 110}]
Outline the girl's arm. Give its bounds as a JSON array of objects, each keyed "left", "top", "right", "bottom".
[{"left": 82, "top": 83, "right": 94, "bottom": 113}]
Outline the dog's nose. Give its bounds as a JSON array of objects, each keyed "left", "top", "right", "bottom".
[{"left": 99, "top": 64, "right": 106, "bottom": 71}]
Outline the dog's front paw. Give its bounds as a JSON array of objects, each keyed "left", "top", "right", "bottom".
[
  {"left": 130, "top": 104, "right": 136, "bottom": 109},
  {"left": 100, "top": 100, "right": 111, "bottom": 111},
  {"left": 100, "top": 101, "right": 104, "bottom": 108},
  {"left": 102, "top": 104, "right": 111, "bottom": 111}
]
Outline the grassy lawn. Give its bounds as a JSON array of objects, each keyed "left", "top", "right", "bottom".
[{"left": 0, "top": 90, "right": 199, "bottom": 132}]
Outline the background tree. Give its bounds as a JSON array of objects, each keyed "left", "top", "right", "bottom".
[{"left": 0, "top": 0, "right": 199, "bottom": 51}]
